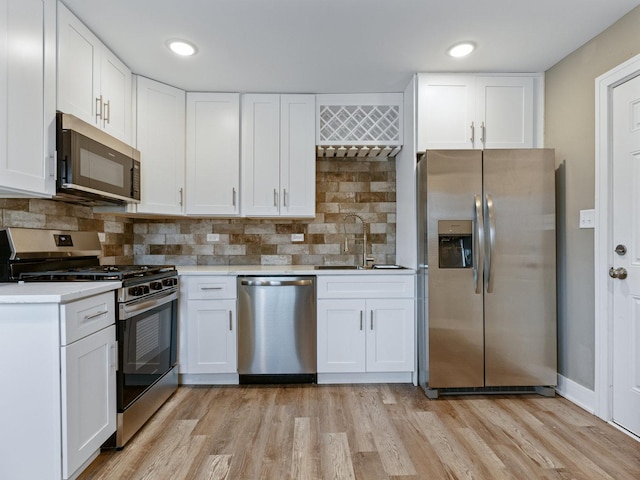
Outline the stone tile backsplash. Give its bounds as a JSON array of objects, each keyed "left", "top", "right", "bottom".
[
  {"left": 0, "top": 198, "right": 134, "bottom": 265},
  {"left": 0, "top": 159, "right": 396, "bottom": 266}
]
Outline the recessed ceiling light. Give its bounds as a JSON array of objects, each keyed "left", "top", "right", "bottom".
[
  {"left": 447, "top": 42, "right": 475, "bottom": 58},
  {"left": 167, "top": 39, "right": 197, "bottom": 56}
]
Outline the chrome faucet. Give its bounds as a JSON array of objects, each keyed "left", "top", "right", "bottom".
[{"left": 342, "top": 213, "right": 374, "bottom": 268}]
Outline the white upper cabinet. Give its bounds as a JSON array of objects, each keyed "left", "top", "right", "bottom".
[
  {"left": 0, "top": 0, "right": 56, "bottom": 198},
  {"left": 186, "top": 92, "right": 240, "bottom": 216},
  {"left": 134, "top": 76, "right": 186, "bottom": 215},
  {"left": 241, "top": 94, "right": 315, "bottom": 218},
  {"left": 57, "top": 2, "right": 132, "bottom": 144},
  {"left": 417, "top": 73, "right": 539, "bottom": 151}
]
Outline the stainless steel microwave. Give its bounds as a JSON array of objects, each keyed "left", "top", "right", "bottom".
[{"left": 55, "top": 112, "right": 141, "bottom": 205}]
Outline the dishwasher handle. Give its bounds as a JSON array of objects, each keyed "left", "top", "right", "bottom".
[{"left": 240, "top": 279, "right": 313, "bottom": 287}]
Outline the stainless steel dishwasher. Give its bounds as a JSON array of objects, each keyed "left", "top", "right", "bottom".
[{"left": 237, "top": 276, "right": 316, "bottom": 383}]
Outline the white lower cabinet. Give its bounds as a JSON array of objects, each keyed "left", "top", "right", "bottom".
[
  {"left": 316, "top": 275, "right": 415, "bottom": 383},
  {"left": 61, "top": 324, "right": 116, "bottom": 479},
  {"left": 179, "top": 275, "right": 238, "bottom": 383},
  {"left": 0, "top": 289, "right": 117, "bottom": 480}
]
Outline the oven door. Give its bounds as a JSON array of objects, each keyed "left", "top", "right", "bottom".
[{"left": 117, "top": 289, "right": 178, "bottom": 411}]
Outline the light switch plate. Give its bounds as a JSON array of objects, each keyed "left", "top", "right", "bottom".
[
  {"left": 579, "top": 209, "right": 595, "bottom": 229},
  {"left": 206, "top": 233, "right": 220, "bottom": 242},
  {"left": 291, "top": 233, "right": 304, "bottom": 242}
]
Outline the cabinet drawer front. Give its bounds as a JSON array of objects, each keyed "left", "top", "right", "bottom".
[
  {"left": 61, "top": 292, "right": 115, "bottom": 345},
  {"left": 186, "top": 276, "right": 237, "bottom": 300},
  {"left": 317, "top": 275, "right": 415, "bottom": 299}
]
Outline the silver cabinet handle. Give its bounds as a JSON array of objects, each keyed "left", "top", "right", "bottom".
[
  {"left": 179, "top": 187, "right": 184, "bottom": 206},
  {"left": 283, "top": 188, "right": 287, "bottom": 207},
  {"left": 484, "top": 194, "right": 496, "bottom": 293},
  {"left": 273, "top": 188, "right": 278, "bottom": 207},
  {"left": 85, "top": 310, "right": 108, "bottom": 321},
  {"left": 200, "top": 286, "right": 223, "bottom": 290},
  {"left": 96, "top": 95, "right": 103, "bottom": 121},
  {"left": 360, "top": 311, "right": 363, "bottom": 331},
  {"left": 229, "top": 311, "right": 233, "bottom": 331},
  {"left": 473, "top": 195, "right": 484, "bottom": 295},
  {"left": 104, "top": 99, "right": 111, "bottom": 125},
  {"left": 370, "top": 310, "right": 374, "bottom": 330},
  {"left": 232, "top": 187, "right": 237, "bottom": 207},
  {"left": 110, "top": 343, "right": 117, "bottom": 370},
  {"left": 480, "top": 121, "right": 486, "bottom": 144},
  {"left": 470, "top": 121, "right": 475, "bottom": 144}
]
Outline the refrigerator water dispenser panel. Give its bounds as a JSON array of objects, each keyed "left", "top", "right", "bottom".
[{"left": 438, "top": 220, "right": 472, "bottom": 268}]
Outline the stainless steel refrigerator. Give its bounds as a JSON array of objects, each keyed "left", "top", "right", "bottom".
[{"left": 417, "top": 149, "right": 557, "bottom": 398}]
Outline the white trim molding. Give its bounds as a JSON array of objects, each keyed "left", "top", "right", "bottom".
[
  {"left": 556, "top": 374, "right": 596, "bottom": 414},
  {"left": 594, "top": 53, "right": 640, "bottom": 422}
]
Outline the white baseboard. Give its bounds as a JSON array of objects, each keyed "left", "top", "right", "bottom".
[{"left": 556, "top": 374, "right": 595, "bottom": 414}]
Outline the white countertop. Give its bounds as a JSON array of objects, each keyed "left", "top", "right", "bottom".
[
  {"left": 177, "top": 265, "right": 415, "bottom": 276},
  {"left": 0, "top": 281, "right": 121, "bottom": 304}
]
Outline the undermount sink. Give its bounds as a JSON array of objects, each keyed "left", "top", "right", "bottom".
[{"left": 314, "top": 265, "right": 366, "bottom": 270}]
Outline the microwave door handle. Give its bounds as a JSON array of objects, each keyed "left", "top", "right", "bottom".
[{"left": 473, "top": 195, "right": 484, "bottom": 294}]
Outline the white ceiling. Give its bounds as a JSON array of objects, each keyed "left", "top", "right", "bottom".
[{"left": 61, "top": 0, "right": 640, "bottom": 94}]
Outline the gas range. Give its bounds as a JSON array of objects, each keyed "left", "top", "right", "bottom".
[{"left": 0, "top": 228, "right": 178, "bottom": 301}]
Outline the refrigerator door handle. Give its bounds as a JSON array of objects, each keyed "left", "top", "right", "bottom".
[
  {"left": 485, "top": 194, "right": 496, "bottom": 293},
  {"left": 473, "top": 195, "right": 484, "bottom": 294}
]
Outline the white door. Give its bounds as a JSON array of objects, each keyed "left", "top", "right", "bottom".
[
  {"left": 186, "top": 92, "right": 240, "bottom": 216},
  {"left": 61, "top": 325, "right": 116, "bottom": 479},
  {"left": 241, "top": 94, "right": 280, "bottom": 216},
  {"left": 612, "top": 73, "right": 640, "bottom": 436},
  {"left": 476, "top": 76, "right": 534, "bottom": 149},
  {"left": 186, "top": 299, "right": 237, "bottom": 374},
  {"left": 366, "top": 299, "right": 415, "bottom": 372},
  {"left": 317, "top": 299, "right": 366, "bottom": 373},
  {"left": 135, "top": 76, "right": 185, "bottom": 215},
  {"left": 279, "top": 95, "right": 316, "bottom": 217}
]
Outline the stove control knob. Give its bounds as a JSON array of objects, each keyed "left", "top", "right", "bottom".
[
  {"left": 163, "top": 278, "right": 177, "bottom": 287},
  {"left": 150, "top": 281, "right": 163, "bottom": 291},
  {"left": 128, "top": 286, "right": 142, "bottom": 296}
]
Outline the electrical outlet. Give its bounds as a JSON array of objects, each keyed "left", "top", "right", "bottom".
[
  {"left": 579, "top": 209, "right": 595, "bottom": 229},
  {"left": 206, "top": 233, "right": 220, "bottom": 242},
  {"left": 98, "top": 232, "right": 106, "bottom": 243},
  {"left": 291, "top": 233, "right": 304, "bottom": 242}
]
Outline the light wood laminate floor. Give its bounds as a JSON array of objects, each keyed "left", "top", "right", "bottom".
[{"left": 79, "top": 384, "right": 640, "bottom": 480}]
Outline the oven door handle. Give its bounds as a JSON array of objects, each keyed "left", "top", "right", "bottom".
[{"left": 119, "top": 289, "right": 178, "bottom": 320}]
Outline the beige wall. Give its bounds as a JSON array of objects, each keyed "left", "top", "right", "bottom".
[{"left": 545, "top": 6, "right": 640, "bottom": 389}]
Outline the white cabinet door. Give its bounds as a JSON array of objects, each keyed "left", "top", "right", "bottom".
[
  {"left": 476, "top": 76, "right": 534, "bottom": 149},
  {"left": 242, "top": 94, "right": 316, "bottom": 217},
  {"left": 0, "top": 0, "right": 55, "bottom": 197},
  {"left": 241, "top": 94, "right": 281, "bottom": 216},
  {"left": 61, "top": 324, "right": 116, "bottom": 479},
  {"left": 57, "top": 2, "right": 132, "bottom": 144},
  {"left": 317, "top": 299, "right": 366, "bottom": 373},
  {"left": 186, "top": 299, "right": 237, "bottom": 374},
  {"left": 417, "top": 74, "right": 475, "bottom": 151},
  {"left": 135, "top": 76, "right": 185, "bottom": 215},
  {"left": 186, "top": 92, "right": 240, "bottom": 215},
  {"left": 57, "top": 2, "right": 100, "bottom": 127},
  {"left": 100, "top": 49, "right": 132, "bottom": 144},
  {"left": 280, "top": 95, "right": 316, "bottom": 217},
  {"left": 366, "top": 298, "right": 415, "bottom": 372}
]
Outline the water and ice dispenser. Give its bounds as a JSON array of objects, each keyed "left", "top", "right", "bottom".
[{"left": 438, "top": 220, "right": 472, "bottom": 268}]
